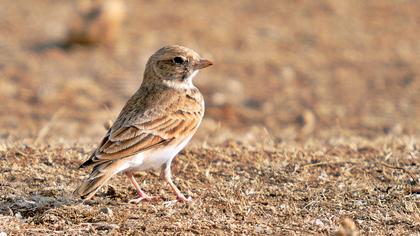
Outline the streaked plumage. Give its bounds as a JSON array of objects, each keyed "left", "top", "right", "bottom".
[{"left": 74, "top": 45, "right": 212, "bottom": 202}]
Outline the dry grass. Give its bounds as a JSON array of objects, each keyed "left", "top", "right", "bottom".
[{"left": 0, "top": 0, "right": 419, "bottom": 235}]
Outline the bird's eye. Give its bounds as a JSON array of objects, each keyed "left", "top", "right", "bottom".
[{"left": 172, "top": 56, "right": 186, "bottom": 65}]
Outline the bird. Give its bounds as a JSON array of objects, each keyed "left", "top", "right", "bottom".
[
  {"left": 66, "top": 0, "right": 126, "bottom": 46},
  {"left": 74, "top": 45, "right": 212, "bottom": 203}
]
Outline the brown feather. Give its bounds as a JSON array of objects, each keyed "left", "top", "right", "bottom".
[
  {"left": 74, "top": 160, "right": 125, "bottom": 200},
  {"left": 81, "top": 86, "right": 203, "bottom": 166}
]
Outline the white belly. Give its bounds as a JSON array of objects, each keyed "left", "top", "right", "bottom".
[{"left": 122, "top": 136, "right": 193, "bottom": 172}]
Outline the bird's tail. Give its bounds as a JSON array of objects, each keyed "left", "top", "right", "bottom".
[{"left": 74, "top": 160, "right": 125, "bottom": 200}]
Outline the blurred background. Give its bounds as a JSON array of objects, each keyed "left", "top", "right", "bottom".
[{"left": 0, "top": 0, "right": 419, "bottom": 146}]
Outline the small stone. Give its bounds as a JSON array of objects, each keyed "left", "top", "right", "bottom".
[
  {"left": 255, "top": 225, "right": 264, "bottom": 233},
  {"left": 15, "top": 212, "right": 22, "bottom": 219},
  {"left": 100, "top": 207, "right": 113, "bottom": 217},
  {"left": 314, "top": 219, "right": 324, "bottom": 227},
  {"left": 354, "top": 200, "right": 364, "bottom": 206}
]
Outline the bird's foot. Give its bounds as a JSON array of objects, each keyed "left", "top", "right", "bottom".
[
  {"left": 161, "top": 194, "right": 191, "bottom": 207},
  {"left": 128, "top": 195, "right": 155, "bottom": 204},
  {"left": 163, "top": 196, "right": 192, "bottom": 207},
  {"left": 176, "top": 194, "right": 192, "bottom": 202}
]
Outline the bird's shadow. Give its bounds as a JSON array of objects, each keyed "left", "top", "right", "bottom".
[
  {"left": 30, "top": 40, "right": 72, "bottom": 53},
  {"left": 30, "top": 40, "right": 99, "bottom": 53},
  {"left": 0, "top": 184, "right": 127, "bottom": 221},
  {"left": 0, "top": 194, "right": 80, "bottom": 220}
]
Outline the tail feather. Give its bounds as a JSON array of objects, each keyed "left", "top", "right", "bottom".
[{"left": 74, "top": 160, "right": 125, "bottom": 200}]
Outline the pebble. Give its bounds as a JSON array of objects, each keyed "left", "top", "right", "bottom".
[
  {"left": 314, "top": 219, "right": 324, "bottom": 227},
  {"left": 15, "top": 212, "right": 22, "bottom": 220},
  {"left": 100, "top": 207, "right": 113, "bottom": 217}
]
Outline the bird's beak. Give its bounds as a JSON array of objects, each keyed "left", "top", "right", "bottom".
[{"left": 194, "top": 58, "right": 213, "bottom": 70}]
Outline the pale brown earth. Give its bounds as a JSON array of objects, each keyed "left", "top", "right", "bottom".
[{"left": 0, "top": 0, "right": 419, "bottom": 235}]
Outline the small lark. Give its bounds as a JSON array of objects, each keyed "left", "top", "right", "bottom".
[
  {"left": 74, "top": 45, "right": 212, "bottom": 203},
  {"left": 66, "top": 0, "right": 126, "bottom": 46}
]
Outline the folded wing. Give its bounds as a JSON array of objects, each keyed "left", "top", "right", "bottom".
[{"left": 80, "top": 108, "right": 202, "bottom": 167}]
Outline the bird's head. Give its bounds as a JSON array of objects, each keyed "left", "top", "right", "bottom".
[{"left": 143, "top": 45, "right": 213, "bottom": 88}]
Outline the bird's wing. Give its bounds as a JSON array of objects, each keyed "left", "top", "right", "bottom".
[{"left": 80, "top": 93, "right": 203, "bottom": 167}]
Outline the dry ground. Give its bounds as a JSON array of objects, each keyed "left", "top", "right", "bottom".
[
  {"left": 0, "top": 0, "right": 419, "bottom": 235},
  {"left": 0, "top": 137, "right": 419, "bottom": 235}
]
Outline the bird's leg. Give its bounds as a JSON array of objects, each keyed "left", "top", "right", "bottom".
[
  {"left": 161, "top": 162, "right": 192, "bottom": 202},
  {"left": 126, "top": 172, "right": 154, "bottom": 203}
]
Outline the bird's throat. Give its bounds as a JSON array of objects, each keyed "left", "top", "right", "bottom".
[{"left": 162, "top": 70, "right": 198, "bottom": 90}]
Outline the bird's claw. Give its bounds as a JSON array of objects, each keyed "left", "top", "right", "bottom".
[
  {"left": 163, "top": 195, "right": 192, "bottom": 207},
  {"left": 128, "top": 195, "right": 154, "bottom": 204},
  {"left": 177, "top": 195, "right": 192, "bottom": 202}
]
